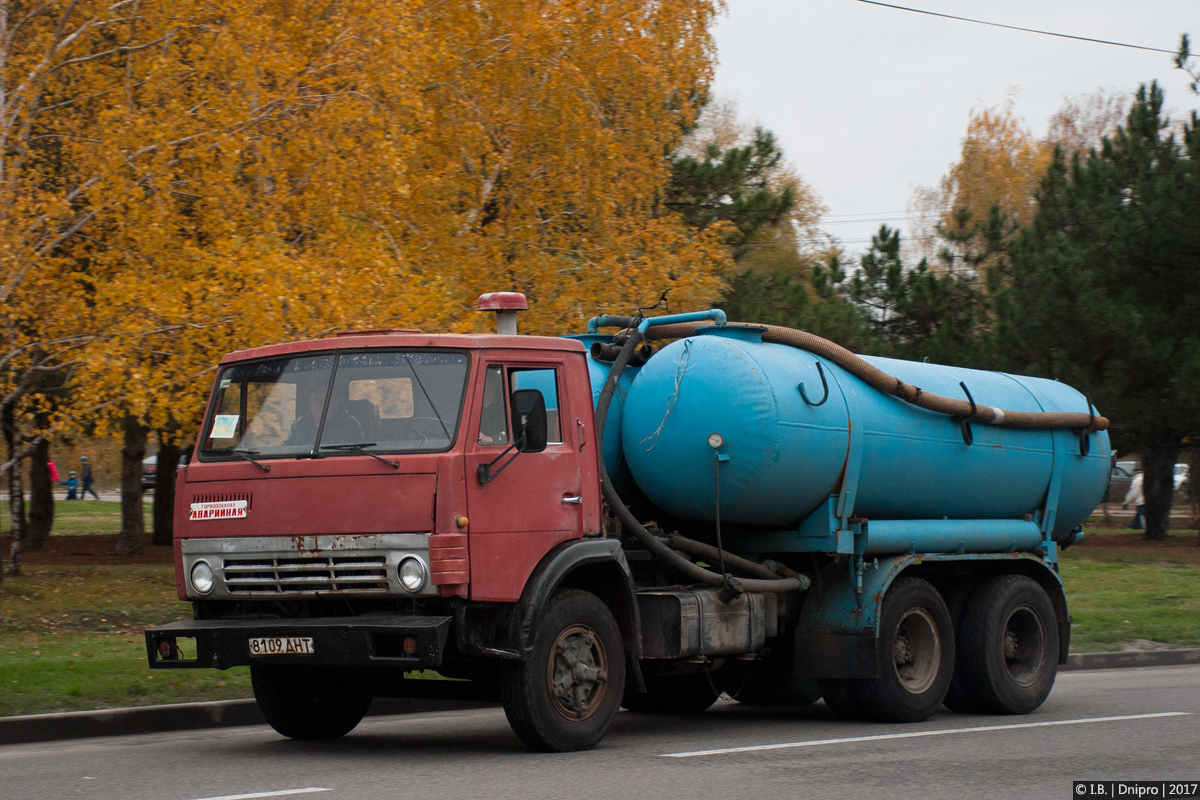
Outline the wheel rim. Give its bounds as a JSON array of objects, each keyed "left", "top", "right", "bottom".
[
  {"left": 546, "top": 623, "right": 609, "bottom": 721},
  {"left": 891, "top": 607, "right": 941, "bottom": 694},
  {"left": 1001, "top": 604, "right": 1046, "bottom": 687}
]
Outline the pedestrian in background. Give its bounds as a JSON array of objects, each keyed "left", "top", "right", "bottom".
[
  {"left": 80, "top": 455, "right": 100, "bottom": 500},
  {"left": 48, "top": 459, "right": 59, "bottom": 483},
  {"left": 1124, "top": 468, "right": 1145, "bottom": 530},
  {"left": 62, "top": 470, "right": 79, "bottom": 500}
]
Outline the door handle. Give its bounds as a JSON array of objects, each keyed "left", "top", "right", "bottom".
[{"left": 562, "top": 495, "right": 583, "bottom": 505}]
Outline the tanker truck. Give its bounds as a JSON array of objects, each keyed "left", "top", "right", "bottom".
[{"left": 145, "top": 293, "right": 1110, "bottom": 752}]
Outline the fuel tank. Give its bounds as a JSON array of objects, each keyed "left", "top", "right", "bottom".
[{"left": 618, "top": 326, "right": 1110, "bottom": 541}]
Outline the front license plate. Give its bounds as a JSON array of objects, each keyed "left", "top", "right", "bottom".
[{"left": 248, "top": 637, "right": 315, "bottom": 656}]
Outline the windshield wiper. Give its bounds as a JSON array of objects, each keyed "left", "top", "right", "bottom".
[
  {"left": 211, "top": 448, "right": 271, "bottom": 472},
  {"left": 320, "top": 443, "right": 399, "bottom": 469}
]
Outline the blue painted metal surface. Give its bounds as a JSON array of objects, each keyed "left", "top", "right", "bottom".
[
  {"left": 861, "top": 519, "right": 1043, "bottom": 556},
  {"left": 564, "top": 334, "right": 640, "bottom": 481},
  {"left": 617, "top": 327, "right": 1110, "bottom": 548},
  {"left": 796, "top": 552, "right": 1065, "bottom": 636}
]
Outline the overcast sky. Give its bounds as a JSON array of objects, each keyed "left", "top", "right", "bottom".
[{"left": 711, "top": 0, "right": 1200, "bottom": 254}]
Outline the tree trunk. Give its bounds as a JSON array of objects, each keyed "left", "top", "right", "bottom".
[
  {"left": 27, "top": 420, "right": 54, "bottom": 549},
  {"left": 113, "top": 417, "right": 148, "bottom": 555},
  {"left": 4, "top": 402, "right": 25, "bottom": 576},
  {"left": 151, "top": 435, "right": 182, "bottom": 547},
  {"left": 1142, "top": 445, "right": 1178, "bottom": 542}
]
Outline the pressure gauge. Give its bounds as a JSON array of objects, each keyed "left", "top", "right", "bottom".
[{"left": 707, "top": 432, "right": 724, "bottom": 450}]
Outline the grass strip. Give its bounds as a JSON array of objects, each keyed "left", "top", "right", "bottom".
[
  {"left": 0, "top": 634, "right": 251, "bottom": 716},
  {"left": 1, "top": 499, "right": 151, "bottom": 536}
]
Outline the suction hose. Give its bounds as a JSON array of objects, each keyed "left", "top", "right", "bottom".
[
  {"left": 591, "top": 316, "right": 1108, "bottom": 432},
  {"left": 594, "top": 328, "right": 806, "bottom": 594}
]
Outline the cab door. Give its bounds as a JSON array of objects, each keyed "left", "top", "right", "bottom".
[{"left": 464, "top": 358, "right": 586, "bottom": 602}]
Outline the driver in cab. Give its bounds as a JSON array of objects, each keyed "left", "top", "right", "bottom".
[{"left": 285, "top": 387, "right": 364, "bottom": 447}]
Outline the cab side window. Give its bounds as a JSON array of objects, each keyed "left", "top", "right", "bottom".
[
  {"left": 478, "top": 366, "right": 509, "bottom": 446},
  {"left": 510, "top": 368, "right": 562, "bottom": 444}
]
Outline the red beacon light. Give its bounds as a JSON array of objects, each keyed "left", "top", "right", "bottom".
[{"left": 477, "top": 292, "right": 528, "bottom": 335}]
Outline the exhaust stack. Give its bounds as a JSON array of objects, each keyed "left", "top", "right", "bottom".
[{"left": 477, "top": 292, "right": 528, "bottom": 335}]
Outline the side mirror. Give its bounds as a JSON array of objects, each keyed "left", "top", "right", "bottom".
[{"left": 510, "top": 389, "right": 548, "bottom": 453}]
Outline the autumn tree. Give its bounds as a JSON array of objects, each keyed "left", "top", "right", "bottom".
[
  {"left": 909, "top": 92, "right": 1128, "bottom": 274},
  {"left": 1, "top": 1, "right": 732, "bottom": 561}
]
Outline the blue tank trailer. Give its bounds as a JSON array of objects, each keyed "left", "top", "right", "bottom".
[{"left": 581, "top": 308, "right": 1109, "bottom": 722}]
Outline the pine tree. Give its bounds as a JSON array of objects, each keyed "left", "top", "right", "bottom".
[{"left": 996, "top": 83, "right": 1200, "bottom": 540}]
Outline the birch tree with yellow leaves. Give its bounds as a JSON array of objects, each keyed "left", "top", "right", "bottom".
[
  {"left": 909, "top": 92, "right": 1128, "bottom": 273},
  {"left": 0, "top": 0, "right": 729, "bottom": 563}
]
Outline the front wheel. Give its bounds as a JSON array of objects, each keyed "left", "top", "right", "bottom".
[
  {"left": 251, "top": 665, "right": 371, "bottom": 740},
  {"left": 954, "top": 575, "right": 1059, "bottom": 714},
  {"left": 500, "top": 589, "right": 625, "bottom": 752}
]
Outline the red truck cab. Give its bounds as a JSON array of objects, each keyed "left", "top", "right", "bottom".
[
  {"left": 174, "top": 330, "right": 602, "bottom": 604},
  {"left": 149, "top": 321, "right": 633, "bottom": 751}
]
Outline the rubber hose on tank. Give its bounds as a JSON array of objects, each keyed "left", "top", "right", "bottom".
[
  {"left": 598, "top": 317, "right": 1108, "bottom": 432},
  {"left": 594, "top": 329, "right": 806, "bottom": 594}
]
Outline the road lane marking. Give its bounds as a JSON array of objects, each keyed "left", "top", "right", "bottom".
[
  {"left": 181, "top": 789, "right": 330, "bottom": 800},
  {"left": 659, "top": 711, "right": 1190, "bottom": 758}
]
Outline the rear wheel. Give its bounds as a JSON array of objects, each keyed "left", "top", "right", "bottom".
[
  {"left": 954, "top": 575, "right": 1058, "bottom": 714},
  {"left": 500, "top": 589, "right": 625, "bottom": 752},
  {"left": 868, "top": 577, "right": 954, "bottom": 721},
  {"left": 251, "top": 665, "right": 371, "bottom": 740},
  {"left": 820, "top": 577, "right": 954, "bottom": 722}
]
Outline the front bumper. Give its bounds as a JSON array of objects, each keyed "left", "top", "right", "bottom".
[{"left": 145, "top": 614, "right": 451, "bottom": 671}]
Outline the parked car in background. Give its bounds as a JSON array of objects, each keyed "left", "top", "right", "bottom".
[
  {"left": 141, "top": 455, "right": 158, "bottom": 492},
  {"left": 1105, "top": 460, "right": 1138, "bottom": 504},
  {"left": 1175, "top": 463, "right": 1190, "bottom": 493},
  {"left": 1104, "top": 459, "right": 1191, "bottom": 506},
  {"left": 141, "top": 453, "right": 190, "bottom": 492}
]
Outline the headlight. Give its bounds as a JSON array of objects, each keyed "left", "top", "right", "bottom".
[
  {"left": 190, "top": 561, "right": 214, "bottom": 595},
  {"left": 398, "top": 557, "right": 426, "bottom": 592}
]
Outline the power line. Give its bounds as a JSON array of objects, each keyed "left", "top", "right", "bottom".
[{"left": 856, "top": 1, "right": 1195, "bottom": 57}]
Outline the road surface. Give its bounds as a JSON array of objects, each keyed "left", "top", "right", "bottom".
[{"left": 3, "top": 664, "right": 1198, "bottom": 800}]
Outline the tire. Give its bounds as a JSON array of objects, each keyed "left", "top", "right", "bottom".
[
  {"left": 860, "top": 576, "right": 955, "bottom": 722},
  {"left": 251, "top": 665, "right": 371, "bottom": 740},
  {"left": 954, "top": 575, "right": 1059, "bottom": 715},
  {"left": 500, "top": 589, "right": 625, "bottom": 752},
  {"left": 622, "top": 669, "right": 720, "bottom": 713}
]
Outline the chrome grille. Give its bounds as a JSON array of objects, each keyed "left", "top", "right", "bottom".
[{"left": 222, "top": 554, "right": 388, "bottom": 594}]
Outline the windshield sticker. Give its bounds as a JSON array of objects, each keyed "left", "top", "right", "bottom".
[
  {"left": 190, "top": 500, "right": 248, "bottom": 521},
  {"left": 210, "top": 414, "right": 239, "bottom": 439},
  {"left": 219, "top": 378, "right": 231, "bottom": 389}
]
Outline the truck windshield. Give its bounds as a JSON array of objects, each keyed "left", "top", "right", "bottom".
[{"left": 199, "top": 350, "right": 470, "bottom": 459}]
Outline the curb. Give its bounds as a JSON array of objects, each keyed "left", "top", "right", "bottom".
[
  {"left": 4, "top": 649, "right": 1198, "bottom": 746},
  {"left": 1062, "top": 647, "right": 1200, "bottom": 671},
  {"left": 0, "top": 696, "right": 496, "bottom": 747}
]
